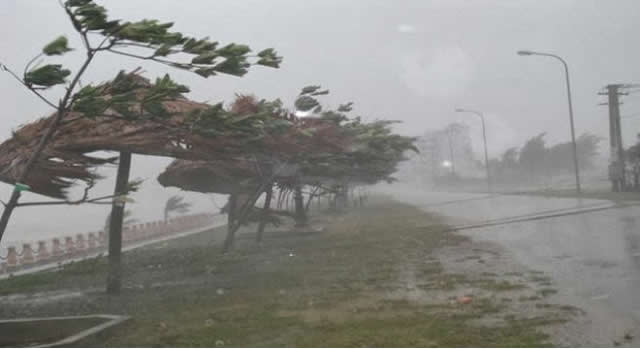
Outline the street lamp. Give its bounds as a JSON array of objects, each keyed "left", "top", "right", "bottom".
[
  {"left": 455, "top": 108, "right": 492, "bottom": 193},
  {"left": 517, "top": 50, "right": 581, "bottom": 194}
]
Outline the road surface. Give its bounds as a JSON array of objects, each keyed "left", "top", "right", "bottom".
[{"left": 379, "top": 185, "right": 639, "bottom": 347}]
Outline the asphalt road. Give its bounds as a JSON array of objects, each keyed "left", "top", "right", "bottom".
[{"left": 379, "top": 185, "right": 640, "bottom": 347}]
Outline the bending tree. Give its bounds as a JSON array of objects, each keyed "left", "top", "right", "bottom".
[
  {"left": 0, "top": 0, "right": 281, "bottom": 243},
  {"left": 0, "top": 0, "right": 280, "bottom": 294},
  {"left": 164, "top": 195, "right": 192, "bottom": 222},
  {"left": 157, "top": 91, "right": 418, "bottom": 251}
]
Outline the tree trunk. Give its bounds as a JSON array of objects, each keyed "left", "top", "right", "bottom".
[
  {"left": 106, "top": 152, "right": 132, "bottom": 295},
  {"left": 335, "top": 185, "right": 348, "bottom": 210},
  {"left": 294, "top": 185, "right": 307, "bottom": 227},
  {"left": 329, "top": 192, "right": 336, "bottom": 210},
  {"left": 222, "top": 193, "right": 238, "bottom": 252},
  {"left": 277, "top": 189, "right": 284, "bottom": 209},
  {"left": 305, "top": 186, "right": 320, "bottom": 212},
  {"left": 285, "top": 190, "right": 291, "bottom": 211},
  {"left": 256, "top": 185, "right": 273, "bottom": 243},
  {"left": 0, "top": 53, "right": 96, "bottom": 245}
]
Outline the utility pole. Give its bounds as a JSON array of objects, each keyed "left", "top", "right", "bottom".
[{"left": 599, "top": 84, "right": 634, "bottom": 192}]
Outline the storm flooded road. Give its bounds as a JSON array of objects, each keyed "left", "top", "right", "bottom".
[{"left": 380, "top": 186, "right": 640, "bottom": 347}]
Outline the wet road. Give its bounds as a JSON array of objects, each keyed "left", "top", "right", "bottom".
[{"left": 380, "top": 186, "right": 640, "bottom": 347}]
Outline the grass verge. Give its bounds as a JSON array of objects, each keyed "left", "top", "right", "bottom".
[{"left": 0, "top": 198, "right": 574, "bottom": 347}]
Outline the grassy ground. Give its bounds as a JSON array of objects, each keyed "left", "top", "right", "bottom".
[{"left": 0, "top": 198, "right": 577, "bottom": 347}]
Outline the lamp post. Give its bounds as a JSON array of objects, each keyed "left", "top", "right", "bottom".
[
  {"left": 517, "top": 50, "right": 581, "bottom": 194},
  {"left": 455, "top": 108, "right": 492, "bottom": 193}
]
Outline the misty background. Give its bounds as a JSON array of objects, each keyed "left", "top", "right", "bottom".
[{"left": 0, "top": 0, "right": 638, "bottom": 245}]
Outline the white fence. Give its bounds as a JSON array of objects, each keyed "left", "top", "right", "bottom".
[{"left": 0, "top": 213, "right": 218, "bottom": 275}]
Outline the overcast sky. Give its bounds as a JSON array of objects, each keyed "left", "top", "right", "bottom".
[{"left": 0, "top": 0, "right": 638, "bottom": 244}]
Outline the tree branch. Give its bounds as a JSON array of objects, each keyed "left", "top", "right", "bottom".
[
  {"left": 23, "top": 53, "right": 44, "bottom": 78},
  {"left": 0, "top": 62, "right": 58, "bottom": 109},
  {"left": 16, "top": 199, "right": 114, "bottom": 207},
  {"left": 107, "top": 48, "right": 155, "bottom": 61},
  {"left": 16, "top": 185, "right": 126, "bottom": 207},
  {"left": 63, "top": 4, "right": 91, "bottom": 52}
]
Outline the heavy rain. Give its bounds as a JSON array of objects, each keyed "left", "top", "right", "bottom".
[{"left": 0, "top": 0, "right": 638, "bottom": 347}]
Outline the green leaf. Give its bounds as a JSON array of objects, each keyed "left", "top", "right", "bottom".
[
  {"left": 300, "top": 85, "right": 321, "bottom": 95},
  {"left": 256, "top": 57, "right": 280, "bottom": 68},
  {"left": 24, "top": 64, "right": 71, "bottom": 87},
  {"left": 71, "top": 85, "right": 109, "bottom": 117},
  {"left": 216, "top": 43, "right": 251, "bottom": 57},
  {"left": 65, "top": 0, "right": 91, "bottom": 6},
  {"left": 311, "top": 90, "right": 329, "bottom": 96},
  {"left": 257, "top": 48, "right": 277, "bottom": 58},
  {"left": 194, "top": 67, "right": 217, "bottom": 78},
  {"left": 154, "top": 44, "right": 173, "bottom": 57},
  {"left": 226, "top": 113, "right": 255, "bottom": 124},
  {"left": 183, "top": 37, "right": 218, "bottom": 54},
  {"left": 42, "top": 36, "right": 73, "bottom": 55},
  {"left": 337, "top": 102, "right": 353, "bottom": 112},
  {"left": 191, "top": 51, "right": 218, "bottom": 65},
  {"left": 256, "top": 48, "right": 282, "bottom": 68},
  {"left": 294, "top": 95, "right": 319, "bottom": 112},
  {"left": 213, "top": 57, "right": 250, "bottom": 77},
  {"left": 126, "top": 178, "right": 144, "bottom": 193},
  {"left": 114, "top": 19, "right": 178, "bottom": 44}
]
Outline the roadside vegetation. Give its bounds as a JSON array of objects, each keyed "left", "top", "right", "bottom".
[{"left": 0, "top": 198, "right": 578, "bottom": 347}]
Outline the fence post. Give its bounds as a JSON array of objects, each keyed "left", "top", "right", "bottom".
[
  {"left": 37, "top": 241, "right": 50, "bottom": 262},
  {"left": 76, "top": 233, "right": 87, "bottom": 252},
  {"left": 6, "top": 246, "right": 18, "bottom": 267},
  {"left": 65, "top": 236, "right": 75, "bottom": 256},
  {"left": 21, "top": 243, "right": 35, "bottom": 264},
  {"left": 52, "top": 238, "right": 63, "bottom": 257}
]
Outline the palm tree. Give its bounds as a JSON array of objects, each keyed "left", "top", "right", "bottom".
[{"left": 164, "top": 195, "right": 192, "bottom": 222}]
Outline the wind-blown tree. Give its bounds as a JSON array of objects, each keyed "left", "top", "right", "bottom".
[
  {"left": 490, "top": 146, "right": 520, "bottom": 180},
  {"left": 0, "top": 73, "right": 302, "bottom": 290},
  {"left": 158, "top": 90, "right": 417, "bottom": 251},
  {"left": 157, "top": 91, "right": 350, "bottom": 251},
  {"left": 518, "top": 132, "right": 601, "bottom": 177},
  {"left": 519, "top": 133, "right": 547, "bottom": 179},
  {"left": 575, "top": 133, "right": 602, "bottom": 170},
  {"left": 0, "top": 0, "right": 280, "bottom": 293},
  {"left": 488, "top": 132, "right": 601, "bottom": 185},
  {"left": 402, "top": 123, "right": 477, "bottom": 185},
  {"left": 163, "top": 195, "right": 192, "bottom": 222}
]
